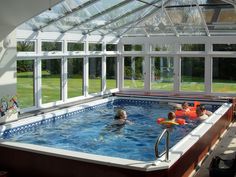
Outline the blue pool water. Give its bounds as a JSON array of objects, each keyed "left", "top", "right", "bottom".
[{"left": 3, "top": 99, "right": 203, "bottom": 161}]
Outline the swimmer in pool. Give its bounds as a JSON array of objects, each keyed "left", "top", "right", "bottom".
[{"left": 112, "top": 109, "right": 132, "bottom": 125}]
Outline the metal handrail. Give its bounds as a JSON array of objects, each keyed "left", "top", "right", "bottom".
[{"left": 154, "top": 128, "right": 170, "bottom": 161}]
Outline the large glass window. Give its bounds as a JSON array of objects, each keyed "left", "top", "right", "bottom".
[
  {"left": 41, "top": 42, "right": 62, "bottom": 51},
  {"left": 67, "top": 58, "right": 84, "bottom": 98},
  {"left": 124, "top": 44, "right": 143, "bottom": 51},
  {"left": 89, "top": 43, "right": 102, "bottom": 51},
  {"left": 89, "top": 57, "right": 102, "bottom": 94},
  {"left": 106, "top": 44, "right": 117, "bottom": 51},
  {"left": 124, "top": 57, "right": 144, "bottom": 89},
  {"left": 151, "top": 57, "right": 174, "bottom": 91},
  {"left": 41, "top": 59, "right": 61, "bottom": 103},
  {"left": 181, "top": 44, "right": 205, "bottom": 51},
  {"left": 17, "top": 60, "right": 34, "bottom": 108},
  {"left": 67, "top": 42, "right": 84, "bottom": 51},
  {"left": 181, "top": 57, "right": 205, "bottom": 92},
  {"left": 213, "top": 44, "right": 236, "bottom": 51},
  {"left": 106, "top": 57, "right": 117, "bottom": 90},
  {"left": 213, "top": 58, "right": 236, "bottom": 93},
  {"left": 151, "top": 44, "right": 174, "bottom": 51},
  {"left": 17, "top": 41, "right": 35, "bottom": 52}
]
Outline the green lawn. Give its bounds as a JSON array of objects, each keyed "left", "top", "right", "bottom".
[{"left": 17, "top": 73, "right": 236, "bottom": 109}]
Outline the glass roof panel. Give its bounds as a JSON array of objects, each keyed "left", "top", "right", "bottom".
[
  {"left": 166, "top": 5, "right": 206, "bottom": 35},
  {"left": 200, "top": 3, "right": 236, "bottom": 35},
  {"left": 17, "top": 0, "right": 236, "bottom": 37},
  {"left": 19, "top": 0, "right": 91, "bottom": 31},
  {"left": 104, "top": 6, "right": 155, "bottom": 31},
  {"left": 44, "top": 0, "right": 124, "bottom": 32},
  {"left": 124, "top": 27, "right": 148, "bottom": 36},
  {"left": 71, "top": 0, "right": 146, "bottom": 34},
  {"left": 22, "top": 3, "right": 68, "bottom": 30},
  {"left": 134, "top": 4, "right": 176, "bottom": 36}
]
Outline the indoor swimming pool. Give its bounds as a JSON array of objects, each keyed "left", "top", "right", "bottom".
[
  {"left": 1, "top": 98, "right": 207, "bottom": 161},
  {"left": 0, "top": 96, "right": 233, "bottom": 177}
]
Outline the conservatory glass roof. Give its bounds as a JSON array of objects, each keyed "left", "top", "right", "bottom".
[{"left": 18, "top": 0, "right": 236, "bottom": 37}]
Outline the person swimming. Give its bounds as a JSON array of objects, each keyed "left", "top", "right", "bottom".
[
  {"left": 99, "top": 109, "right": 132, "bottom": 140},
  {"left": 112, "top": 109, "right": 132, "bottom": 125},
  {"left": 196, "top": 105, "right": 209, "bottom": 121}
]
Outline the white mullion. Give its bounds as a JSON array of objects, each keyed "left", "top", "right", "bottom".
[
  {"left": 205, "top": 56, "right": 212, "bottom": 95},
  {"left": 84, "top": 35, "right": 89, "bottom": 97},
  {"left": 174, "top": 43, "right": 181, "bottom": 94},
  {"left": 101, "top": 41, "right": 106, "bottom": 95},
  {"left": 117, "top": 42, "right": 123, "bottom": 91},
  {"left": 144, "top": 42, "right": 150, "bottom": 91},
  {"left": 84, "top": 56, "right": 89, "bottom": 97},
  {"left": 102, "top": 56, "right": 106, "bottom": 94},
  {"left": 61, "top": 57, "right": 67, "bottom": 102},
  {"left": 205, "top": 43, "right": 212, "bottom": 95},
  {"left": 35, "top": 58, "right": 42, "bottom": 108},
  {"left": 35, "top": 37, "right": 41, "bottom": 108},
  {"left": 116, "top": 56, "right": 119, "bottom": 89},
  {"left": 61, "top": 39, "right": 67, "bottom": 102}
]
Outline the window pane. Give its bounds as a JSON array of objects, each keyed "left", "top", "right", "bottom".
[
  {"left": 124, "top": 57, "right": 144, "bottom": 89},
  {"left": 124, "top": 44, "right": 142, "bottom": 51},
  {"left": 151, "top": 44, "right": 174, "bottom": 51},
  {"left": 41, "top": 42, "right": 62, "bottom": 51},
  {"left": 17, "top": 60, "right": 34, "bottom": 108},
  {"left": 124, "top": 44, "right": 132, "bottom": 51},
  {"left": 181, "top": 57, "right": 205, "bottom": 92},
  {"left": 68, "top": 58, "right": 84, "bottom": 98},
  {"left": 106, "top": 44, "right": 117, "bottom": 51},
  {"left": 181, "top": 44, "right": 205, "bottom": 51},
  {"left": 89, "top": 43, "right": 102, "bottom": 51},
  {"left": 89, "top": 57, "right": 102, "bottom": 94},
  {"left": 106, "top": 57, "right": 117, "bottom": 90},
  {"left": 17, "top": 41, "right": 35, "bottom": 52},
  {"left": 41, "top": 59, "right": 61, "bottom": 103},
  {"left": 151, "top": 57, "right": 174, "bottom": 91},
  {"left": 213, "top": 58, "right": 236, "bottom": 93},
  {"left": 67, "top": 43, "right": 84, "bottom": 51},
  {"left": 213, "top": 44, "right": 236, "bottom": 51}
]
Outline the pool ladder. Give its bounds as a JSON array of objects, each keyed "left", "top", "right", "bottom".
[{"left": 154, "top": 128, "right": 170, "bottom": 162}]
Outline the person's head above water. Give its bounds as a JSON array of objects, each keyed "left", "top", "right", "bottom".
[
  {"left": 182, "top": 101, "right": 189, "bottom": 110},
  {"left": 114, "top": 109, "right": 127, "bottom": 120},
  {"left": 168, "top": 111, "right": 176, "bottom": 121}
]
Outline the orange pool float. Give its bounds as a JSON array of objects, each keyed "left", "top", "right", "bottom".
[
  {"left": 176, "top": 118, "right": 186, "bottom": 125},
  {"left": 156, "top": 118, "right": 186, "bottom": 126}
]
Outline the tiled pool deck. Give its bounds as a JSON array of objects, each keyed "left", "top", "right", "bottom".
[{"left": 193, "top": 120, "right": 236, "bottom": 177}]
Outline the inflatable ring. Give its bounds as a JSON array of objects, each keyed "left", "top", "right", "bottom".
[
  {"left": 175, "top": 110, "right": 186, "bottom": 117},
  {"left": 176, "top": 118, "right": 186, "bottom": 125},
  {"left": 160, "top": 120, "right": 179, "bottom": 125},
  {"left": 157, "top": 118, "right": 165, "bottom": 124},
  {"left": 186, "top": 111, "right": 197, "bottom": 120},
  {"left": 156, "top": 118, "right": 179, "bottom": 125}
]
